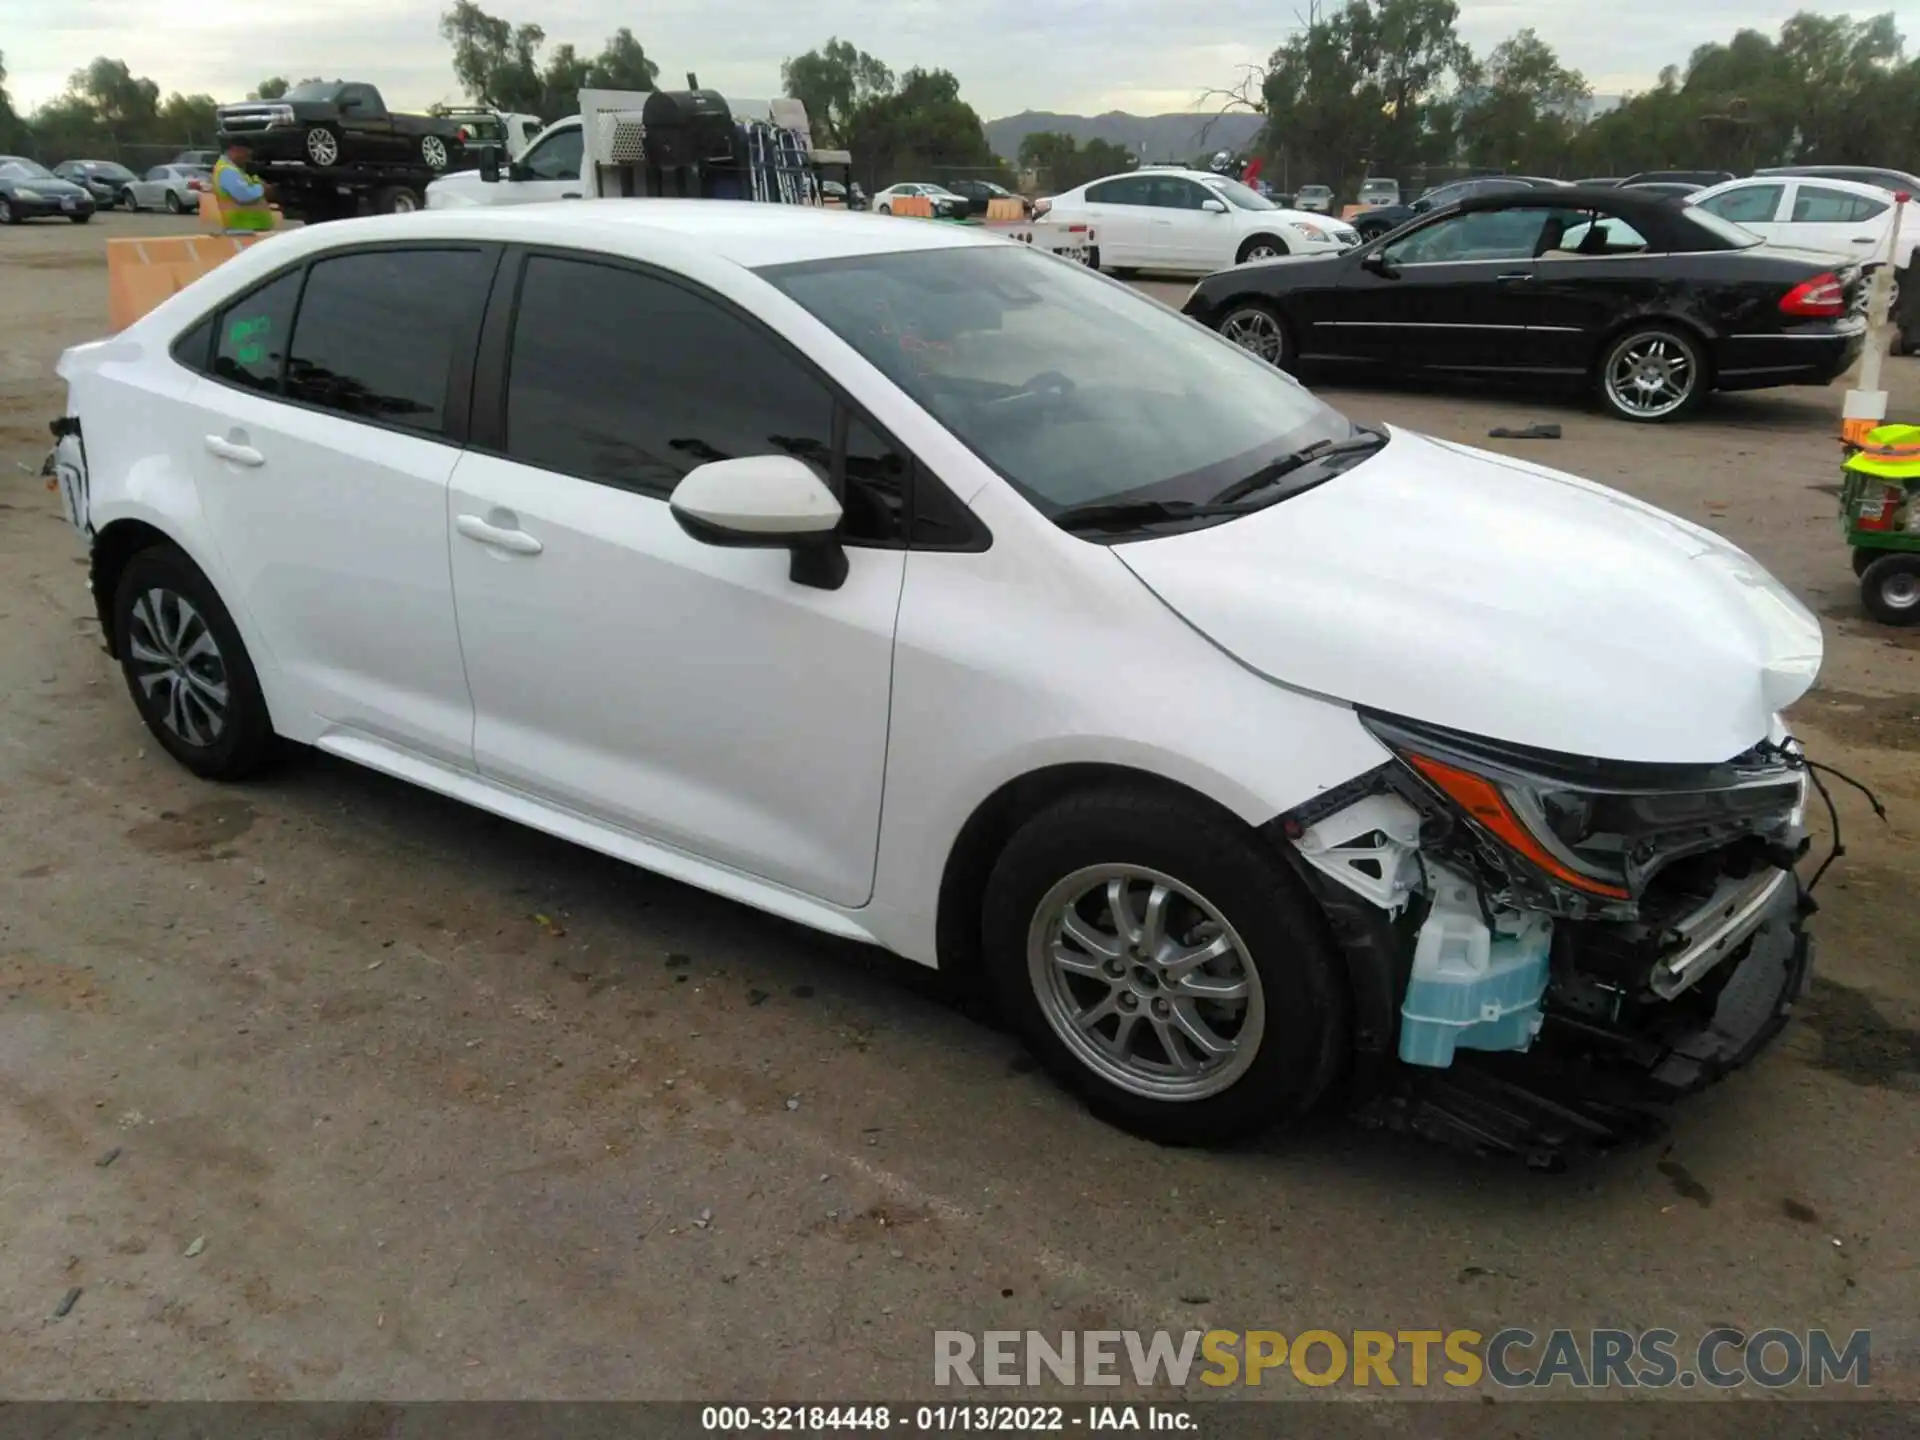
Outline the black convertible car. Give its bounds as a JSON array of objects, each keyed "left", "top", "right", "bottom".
[{"left": 1184, "top": 186, "right": 1867, "bottom": 422}]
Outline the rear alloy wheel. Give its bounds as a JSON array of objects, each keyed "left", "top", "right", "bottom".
[
  {"left": 165, "top": 190, "right": 185, "bottom": 214},
  {"left": 114, "top": 544, "right": 277, "bottom": 780},
  {"left": 120, "top": 188, "right": 138, "bottom": 211},
  {"left": 377, "top": 186, "right": 420, "bottom": 214},
  {"left": 982, "top": 788, "right": 1347, "bottom": 1144},
  {"left": 1237, "top": 234, "right": 1288, "bottom": 264},
  {"left": 420, "top": 134, "right": 450, "bottom": 170},
  {"left": 306, "top": 125, "right": 342, "bottom": 167},
  {"left": 1861, "top": 554, "right": 1920, "bottom": 627},
  {"left": 1218, "top": 301, "right": 1294, "bottom": 371},
  {"left": 1599, "top": 326, "right": 1704, "bottom": 422}
]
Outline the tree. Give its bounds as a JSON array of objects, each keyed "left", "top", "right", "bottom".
[
  {"left": 842, "top": 67, "right": 1001, "bottom": 188},
  {"left": 591, "top": 28, "right": 660, "bottom": 92},
  {"left": 0, "top": 49, "right": 23, "bottom": 151},
  {"left": 158, "top": 92, "right": 220, "bottom": 144},
  {"left": 73, "top": 57, "right": 161, "bottom": 130},
  {"left": 1018, "top": 131, "right": 1134, "bottom": 190},
  {"left": 254, "top": 77, "right": 289, "bottom": 100},
  {"left": 440, "top": 0, "right": 546, "bottom": 114},
  {"left": 1460, "top": 28, "right": 1589, "bottom": 174},
  {"left": 539, "top": 42, "right": 592, "bottom": 121},
  {"left": 781, "top": 38, "right": 895, "bottom": 145}
]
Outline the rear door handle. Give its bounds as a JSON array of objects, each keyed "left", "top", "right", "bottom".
[
  {"left": 456, "top": 513, "right": 544, "bottom": 555},
  {"left": 1494, "top": 271, "right": 1533, "bottom": 283},
  {"left": 562, "top": 191, "right": 583, "bottom": 200},
  {"left": 203, "top": 435, "right": 264, "bottom": 467}
]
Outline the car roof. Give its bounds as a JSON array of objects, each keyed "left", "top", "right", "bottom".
[
  {"left": 1699, "top": 173, "right": 1907, "bottom": 202},
  {"left": 1758, "top": 164, "right": 1920, "bottom": 188},
  {"left": 268, "top": 200, "right": 1002, "bottom": 269},
  {"left": 1445, "top": 184, "right": 1742, "bottom": 250}
]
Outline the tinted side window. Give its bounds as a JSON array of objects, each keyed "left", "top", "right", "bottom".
[
  {"left": 523, "top": 126, "right": 582, "bottom": 180},
  {"left": 1793, "top": 186, "right": 1886, "bottom": 223},
  {"left": 1386, "top": 208, "right": 1551, "bottom": 263},
  {"left": 504, "top": 255, "right": 906, "bottom": 543},
  {"left": 212, "top": 269, "right": 302, "bottom": 393},
  {"left": 1087, "top": 177, "right": 1149, "bottom": 205},
  {"left": 1699, "top": 184, "right": 1782, "bottom": 224},
  {"left": 284, "top": 249, "right": 492, "bottom": 434}
]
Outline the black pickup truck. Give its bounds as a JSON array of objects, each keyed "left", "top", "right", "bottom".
[{"left": 216, "top": 81, "right": 464, "bottom": 172}]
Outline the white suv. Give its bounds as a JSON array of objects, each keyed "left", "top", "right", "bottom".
[
  {"left": 1043, "top": 169, "right": 1359, "bottom": 274},
  {"left": 46, "top": 202, "right": 1820, "bottom": 1149}
]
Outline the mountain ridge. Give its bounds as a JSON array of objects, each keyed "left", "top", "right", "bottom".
[{"left": 984, "top": 110, "right": 1266, "bottom": 164}]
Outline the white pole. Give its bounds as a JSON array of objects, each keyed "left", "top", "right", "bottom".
[{"left": 1843, "top": 189, "right": 1907, "bottom": 443}]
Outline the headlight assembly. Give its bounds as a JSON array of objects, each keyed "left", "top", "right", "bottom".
[{"left": 1292, "top": 222, "right": 1328, "bottom": 241}]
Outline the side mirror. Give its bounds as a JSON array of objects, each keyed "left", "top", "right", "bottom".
[
  {"left": 670, "top": 456, "right": 849, "bottom": 590},
  {"left": 478, "top": 147, "right": 501, "bottom": 184},
  {"left": 1361, "top": 250, "right": 1397, "bottom": 277},
  {"left": 1201, "top": 198, "right": 1228, "bottom": 214},
  {"left": 1410, "top": 198, "right": 1432, "bottom": 214}
]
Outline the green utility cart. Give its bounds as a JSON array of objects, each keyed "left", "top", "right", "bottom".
[{"left": 1842, "top": 423, "right": 1920, "bottom": 625}]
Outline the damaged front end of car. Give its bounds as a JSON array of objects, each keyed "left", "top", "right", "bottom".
[{"left": 1276, "top": 710, "right": 1817, "bottom": 1167}]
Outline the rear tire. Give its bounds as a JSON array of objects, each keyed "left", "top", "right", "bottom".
[
  {"left": 113, "top": 544, "right": 278, "bottom": 780},
  {"left": 1216, "top": 299, "right": 1295, "bottom": 371},
  {"left": 1596, "top": 324, "right": 1706, "bottom": 423},
  {"left": 1860, "top": 554, "right": 1920, "bottom": 626},
  {"left": 981, "top": 787, "right": 1348, "bottom": 1145},
  {"left": 165, "top": 190, "right": 185, "bottom": 214},
  {"left": 120, "top": 188, "right": 138, "bottom": 211},
  {"left": 375, "top": 185, "right": 421, "bottom": 215},
  {"left": 420, "top": 134, "right": 450, "bottom": 171}
]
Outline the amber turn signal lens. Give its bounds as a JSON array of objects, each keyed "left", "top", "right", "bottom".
[{"left": 1406, "top": 752, "right": 1632, "bottom": 900}]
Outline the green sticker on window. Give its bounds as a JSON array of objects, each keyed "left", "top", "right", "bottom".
[{"left": 227, "top": 314, "right": 272, "bottom": 367}]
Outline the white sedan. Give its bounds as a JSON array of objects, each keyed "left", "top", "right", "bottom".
[
  {"left": 871, "top": 182, "right": 968, "bottom": 218},
  {"left": 1689, "top": 173, "right": 1918, "bottom": 271},
  {"left": 46, "top": 203, "right": 1821, "bottom": 1145},
  {"left": 1040, "top": 168, "right": 1359, "bottom": 275},
  {"left": 122, "top": 163, "right": 211, "bottom": 214}
]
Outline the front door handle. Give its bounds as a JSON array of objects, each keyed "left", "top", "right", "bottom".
[
  {"left": 1494, "top": 271, "right": 1533, "bottom": 283},
  {"left": 562, "top": 191, "right": 583, "bottom": 200},
  {"left": 456, "top": 513, "right": 543, "bottom": 555},
  {"left": 204, "top": 434, "right": 264, "bottom": 467}
]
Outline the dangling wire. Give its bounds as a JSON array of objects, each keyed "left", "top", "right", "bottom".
[{"left": 1782, "top": 740, "right": 1890, "bottom": 894}]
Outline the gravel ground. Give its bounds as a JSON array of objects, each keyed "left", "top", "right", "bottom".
[{"left": 2, "top": 213, "right": 1917, "bottom": 1406}]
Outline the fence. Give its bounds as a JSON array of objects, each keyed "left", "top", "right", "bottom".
[{"left": 15, "top": 137, "right": 220, "bottom": 172}]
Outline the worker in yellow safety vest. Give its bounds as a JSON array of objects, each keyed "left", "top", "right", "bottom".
[
  {"left": 210, "top": 140, "right": 274, "bottom": 233},
  {"left": 1844, "top": 423, "right": 1920, "bottom": 480}
]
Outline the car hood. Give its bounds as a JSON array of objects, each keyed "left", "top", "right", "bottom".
[
  {"left": 8, "top": 176, "right": 88, "bottom": 197},
  {"left": 1112, "top": 428, "right": 1822, "bottom": 764}
]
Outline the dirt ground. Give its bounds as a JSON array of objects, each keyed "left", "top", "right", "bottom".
[{"left": 2, "top": 213, "right": 1917, "bottom": 1406}]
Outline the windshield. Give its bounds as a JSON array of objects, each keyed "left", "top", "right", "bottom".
[
  {"left": 1205, "top": 177, "right": 1276, "bottom": 211},
  {"left": 92, "top": 162, "right": 136, "bottom": 180},
  {"left": 1678, "top": 205, "right": 1765, "bottom": 250},
  {"left": 2, "top": 159, "right": 55, "bottom": 180},
  {"left": 922, "top": 184, "right": 962, "bottom": 198},
  {"left": 761, "top": 246, "right": 1351, "bottom": 521},
  {"left": 285, "top": 81, "right": 339, "bottom": 102}
]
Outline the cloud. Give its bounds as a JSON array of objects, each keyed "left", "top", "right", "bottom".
[{"left": 3, "top": 0, "right": 1899, "bottom": 117}]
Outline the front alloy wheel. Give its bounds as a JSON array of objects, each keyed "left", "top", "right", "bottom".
[
  {"left": 982, "top": 787, "right": 1348, "bottom": 1144},
  {"left": 1029, "top": 866, "right": 1263, "bottom": 1101},
  {"left": 1600, "top": 327, "right": 1703, "bottom": 422}
]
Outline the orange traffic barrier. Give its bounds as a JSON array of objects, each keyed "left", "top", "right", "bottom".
[
  {"left": 107, "top": 235, "right": 268, "bottom": 332},
  {"left": 1339, "top": 203, "right": 1364, "bottom": 220},
  {"left": 984, "top": 197, "right": 1026, "bottom": 222},
  {"left": 886, "top": 194, "right": 934, "bottom": 218}
]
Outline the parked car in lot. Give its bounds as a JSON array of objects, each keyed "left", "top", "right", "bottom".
[
  {"left": 1624, "top": 181, "right": 1701, "bottom": 197},
  {"left": 1755, "top": 164, "right": 1920, "bottom": 198},
  {"left": 0, "top": 157, "right": 96, "bottom": 223},
  {"left": 173, "top": 149, "right": 222, "bottom": 170},
  {"left": 52, "top": 159, "right": 139, "bottom": 207},
  {"left": 1351, "top": 174, "right": 1563, "bottom": 241},
  {"left": 946, "top": 178, "right": 1031, "bottom": 218},
  {"left": 1185, "top": 185, "right": 1866, "bottom": 422},
  {"left": 119, "top": 164, "right": 212, "bottom": 214},
  {"left": 46, "top": 201, "right": 1824, "bottom": 1148},
  {"left": 216, "top": 80, "right": 465, "bottom": 171},
  {"left": 871, "top": 182, "right": 968, "bottom": 218},
  {"left": 1356, "top": 176, "right": 1401, "bottom": 207},
  {"left": 1688, "top": 174, "right": 1919, "bottom": 272},
  {"left": 1294, "top": 183, "right": 1333, "bottom": 213},
  {"left": 1622, "top": 169, "right": 1734, "bottom": 187},
  {"left": 1043, "top": 169, "right": 1359, "bottom": 275}
]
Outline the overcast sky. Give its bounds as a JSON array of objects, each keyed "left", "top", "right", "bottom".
[{"left": 5, "top": 0, "right": 1914, "bottom": 117}]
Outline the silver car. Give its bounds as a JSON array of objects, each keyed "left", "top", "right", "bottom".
[{"left": 122, "top": 164, "right": 211, "bottom": 214}]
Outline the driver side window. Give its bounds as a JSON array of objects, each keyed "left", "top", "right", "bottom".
[
  {"left": 1384, "top": 208, "right": 1551, "bottom": 265},
  {"left": 523, "top": 126, "right": 583, "bottom": 181}
]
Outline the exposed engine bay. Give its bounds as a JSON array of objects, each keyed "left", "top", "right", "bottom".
[{"left": 1276, "top": 710, "right": 1817, "bottom": 1164}]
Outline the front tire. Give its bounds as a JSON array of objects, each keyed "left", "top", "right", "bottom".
[
  {"left": 1217, "top": 299, "right": 1294, "bottom": 371},
  {"left": 0, "top": 198, "right": 18, "bottom": 225},
  {"left": 68, "top": 213, "right": 91, "bottom": 224},
  {"left": 1236, "top": 234, "right": 1289, "bottom": 264},
  {"left": 113, "top": 544, "right": 277, "bottom": 780},
  {"left": 1861, "top": 554, "right": 1920, "bottom": 626},
  {"left": 1596, "top": 324, "right": 1705, "bottom": 423},
  {"left": 305, "top": 124, "right": 343, "bottom": 167},
  {"left": 981, "top": 788, "right": 1348, "bottom": 1145}
]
